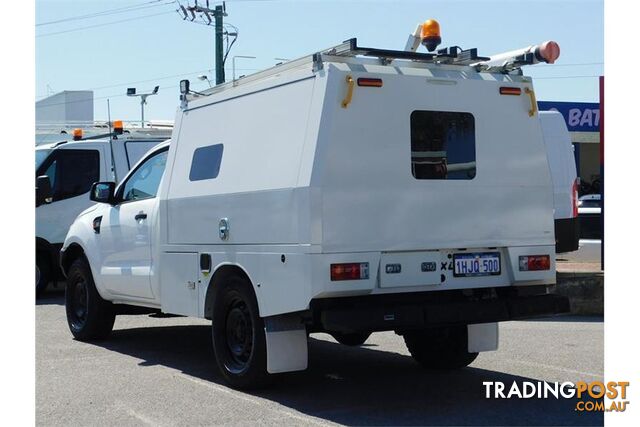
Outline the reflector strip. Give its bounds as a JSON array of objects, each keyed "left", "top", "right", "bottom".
[
  {"left": 499, "top": 87, "right": 522, "bottom": 96},
  {"left": 357, "top": 78, "right": 383, "bottom": 87}
]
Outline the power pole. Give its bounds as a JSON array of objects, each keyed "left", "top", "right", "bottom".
[
  {"left": 214, "top": 5, "right": 224, "bottom": 84},
  {"left": 178, "top": 1, "right": 228, "bottom": 85}
]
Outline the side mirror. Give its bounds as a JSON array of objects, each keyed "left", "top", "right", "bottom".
[
  {"left": 36, "top": 175, "right": 52, "bottom": 206},
  {"left": 90, "top": 182, "right": 117, "bottom": 204}
]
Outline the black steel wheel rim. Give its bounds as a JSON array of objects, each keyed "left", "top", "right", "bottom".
[
  {"left": 224, "top": 296, "right": 253, "bottom": 373},
  {"left": 70, "top": 279, "right": 88, "bottom": 328}
]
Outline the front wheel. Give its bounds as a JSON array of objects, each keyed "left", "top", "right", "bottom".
[
  {"left": 211, "top": 275, "right": 272, "bottom": 390},
  {"left": 65, "top": 258, "right": 115, "bottom": 341},
  {"left": 403, "top": 325, "right": 478, "bottom": 370},
  {"left": 36, "top": 252, "right": 50, "bottom": 299}
]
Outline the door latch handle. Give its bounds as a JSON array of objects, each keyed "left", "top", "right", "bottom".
[
  {"left": 341, "top": 75, "right": 355, "bottom": 108},
  {"left": 135, "top": 212, "right": 147, "bottom": 220},
  {"left": 524, "top": 87, "right": 538, "bottom": 117}
]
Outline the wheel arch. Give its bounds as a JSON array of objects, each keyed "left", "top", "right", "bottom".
[
  {"left": 203, "top": 263, "right": 256, "bottom": 320},
  {"left": 60, "top": 242, "right": 88, "bottom": 278}
]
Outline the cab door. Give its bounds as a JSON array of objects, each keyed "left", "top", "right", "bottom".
[{"left": 97, "top": 148, "right": 168, "bottom": 299}]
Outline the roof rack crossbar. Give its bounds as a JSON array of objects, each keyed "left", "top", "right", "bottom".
[
  {"left": 321, "top": 38, "right": 489, "bottom": 67},
  {"left": 323, "top": 38, "right": 436, "bottom": 62}
]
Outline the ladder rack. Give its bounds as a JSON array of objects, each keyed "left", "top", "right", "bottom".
[{"left": 320, "top": 38, "right": 490, "bottom": 66}]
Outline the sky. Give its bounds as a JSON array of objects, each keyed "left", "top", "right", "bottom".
[{"left": 35, "top": 0, "right": 604, "bottom": 122}]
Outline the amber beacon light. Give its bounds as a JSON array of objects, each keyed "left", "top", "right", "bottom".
[{"left": 421, "top": 19, "right": 441, "bottom": 52}]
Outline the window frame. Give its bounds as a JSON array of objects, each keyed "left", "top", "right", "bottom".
[
  {"left": 409, "top": 110, "right": 477, "bottom": 181},
  {"left": 189, "top": 143, "right": 224, "bottom": 182},
  {"left": 116, "top": 146, "right": 170, "bottom": 204}
]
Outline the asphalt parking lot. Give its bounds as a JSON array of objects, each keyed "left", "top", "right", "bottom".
[{"left": 37, "top": 289, "right": 604, "bottom": 426}]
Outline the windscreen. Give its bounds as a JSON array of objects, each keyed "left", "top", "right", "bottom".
[{"left": 36, "top": 149, "right": 51, "bottom": 170}]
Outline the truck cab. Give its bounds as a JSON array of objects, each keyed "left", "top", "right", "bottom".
[
  {"left": 36, "top": 126, "right": 170, "bottom": 297},
  {"left": 60, "top": 30, "right": 569, "bottom": 389}
]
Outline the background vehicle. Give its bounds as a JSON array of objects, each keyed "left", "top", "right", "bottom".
[
  {"left": 578, "top": 194, "right": 602, "bottom": 240},
  {"left": 35, "top": 124, "right": 171, "bottom": 297},
  {"left": 60, "top": 32, "right": 569, "bottom": 389},
  {"left": 539, "top": 111, "right": 580, "bottom": 253}
]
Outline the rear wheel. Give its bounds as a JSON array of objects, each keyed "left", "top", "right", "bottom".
[
  {"left": 331, "top": 332, "right": 371, "bottom": 346},
  {"left": 211, "top": 275, "right": 272, "bottom": 389},
  {"left": 403, "top": 325, "right": 478, "bottom": 370},
  {"left": 65, "top": 258, "right": 115, "bottom": 341},
  {"left": 36, "top": 252, "right": 50, "bottom": 299}
]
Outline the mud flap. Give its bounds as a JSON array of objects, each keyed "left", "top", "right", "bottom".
[
  {"left": 264, "top": 313, "right": 308, "bottom": 374},
  {"left": 468, "top": 322, "right": 499, "bottom": 352}
]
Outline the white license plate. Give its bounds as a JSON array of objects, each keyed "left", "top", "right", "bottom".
[{"left": 453, "top": 252, "right": 501, "bottom": 277}]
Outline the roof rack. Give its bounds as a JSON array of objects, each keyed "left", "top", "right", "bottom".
[
  {"left": 188, "top": 38, "right": 493, "bottom": 103},
  {"left": 320, "top": 38, "right": 490, "bottom": 66}
]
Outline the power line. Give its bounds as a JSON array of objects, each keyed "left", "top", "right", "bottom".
[
  {"left": 36, "top": 84, "right": 179, "bottom": 109},
  {"left": 35, "top": 67, "right": 262, "bottom": 99},
  {"left": 36, "top": 0, "right": 173, "bottom": 27},
  {"left": 36, "top": 10, "right": 176, "bottom": 38}
]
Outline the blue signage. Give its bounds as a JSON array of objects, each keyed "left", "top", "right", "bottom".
[{"left": 537, "top": 101, "right": 600, "bottom": 133}]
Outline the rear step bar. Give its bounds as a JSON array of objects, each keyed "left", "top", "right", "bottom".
[{"left": 312, "top": 288, "right": 569, "bottom": 333}]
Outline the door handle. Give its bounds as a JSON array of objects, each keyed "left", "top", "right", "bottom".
[{"left": 135, "top": 212, "right": 147, "bottom": 221}]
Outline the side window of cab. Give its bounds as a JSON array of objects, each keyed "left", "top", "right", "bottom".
[
  {"left": 36, "top": 149, "right": 100, "bottom": 202},
  {"left": 120, "top": 149, "right": 169, "bottom": 202}
]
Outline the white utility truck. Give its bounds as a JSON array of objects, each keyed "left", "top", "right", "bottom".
[
  {"left": 61, "top": 22, "right": 569, "bottom": 389},
  {"left": 36, "top": 123, "right": 171, "bottom": 297}
]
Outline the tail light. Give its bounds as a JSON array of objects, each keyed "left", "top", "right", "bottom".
[
  {"left": 572, "top": 178, "right": 579, "bottom": 218},
  {"left": 357, "top": 78, "right": 383, "bottom": 87},
  {"left": 330, "top": 263, "right": 369, "bottom": 281},
  {"left": 519, "top": 255, "right": 551, "bottom": 271}
]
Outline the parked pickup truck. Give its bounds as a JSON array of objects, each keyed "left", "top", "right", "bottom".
[
  {"left": 60, "top": 29, "right": 569, "bottom": 389},
  {"left": 36, "top": 124, "right": 170, "bottom": 297}
]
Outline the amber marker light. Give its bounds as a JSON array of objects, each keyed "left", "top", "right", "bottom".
[{"left": 113, "top": 120, "right": 124, "bottom": 135}]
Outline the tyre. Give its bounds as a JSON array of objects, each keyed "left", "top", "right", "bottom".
[
  {"left": 331, "top": 332, "right": 371, "bottom": 346},
  {"left": 211, "top": 274, "right": 272, "bottom": 390},
  {"left": 36, "top": 251, "right": 50, "bottom": 299},
  {"left": 403, "top": 325, "right": 478, "bottom": 370},
  {"left": 65, "top": 257, "right": 115, "bottom": 341}
]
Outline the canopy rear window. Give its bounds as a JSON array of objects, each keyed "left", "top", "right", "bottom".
[{"left": 410, "top": 111, "right": 476, "bottom": 180}]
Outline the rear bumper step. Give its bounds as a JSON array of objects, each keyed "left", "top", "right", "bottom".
[{"left": 314, "top": 290, "right": 569, "bottom": 333}]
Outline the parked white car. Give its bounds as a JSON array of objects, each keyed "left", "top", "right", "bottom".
[
  {"left": 60, "top": 36, "right": 569, "bottom": 389},
  {"left": 36, "top": 126, "right": 170, "bottom": 297},
  {"left": 578, "top": 194, "right": 602, "bottom": 239}
]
